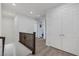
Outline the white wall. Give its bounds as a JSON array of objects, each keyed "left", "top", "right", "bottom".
[
  {"left": 0, "top": 3, "right": 2, "bottom": 36},
  {"left": 18, "top": 15, "right": 36, "bottom": 33},
  {"left": 46, "top": 4, "right": 79, "bottom": 55},
  {"left": 14, "top": 15, "right": 37, "bottom": 42},
  {"left": 42, "top": 18, "right": 46, "bottom": 39},
  {"left": 0, "top": 4, "right": 2, "bottom": 56},
  {"left": 2, "top": 16, "right": 15, "bottom": 44},
  {"left": 1, "top": 14, "right": 37, "bottom": 44}
]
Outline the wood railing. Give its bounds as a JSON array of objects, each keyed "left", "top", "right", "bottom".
[
  {"left": 0, "top": 37, "right": 5, "bottom": 56},
  {"left": 19, "top": 32, "right": 36, "bottom": 55}
]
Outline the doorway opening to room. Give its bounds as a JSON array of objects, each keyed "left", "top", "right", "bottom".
[
  {"left": 35, "top": 16, "right": 47, "bottom": 54},
  {"left": 36, "top": 17, "right": 46, "bottom": 40}
]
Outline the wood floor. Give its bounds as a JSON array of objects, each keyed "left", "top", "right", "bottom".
[{"left": 29, "top": 38, "right": 76, "bottom": 56}]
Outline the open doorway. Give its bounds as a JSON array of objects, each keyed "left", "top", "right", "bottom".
[
  {"left": 35, "top": 16, "right": 47, "bottom": 54},
  {"left": 37, "top": 17, "right": 46, "bottom": 40}
]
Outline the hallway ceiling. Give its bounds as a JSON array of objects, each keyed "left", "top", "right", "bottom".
[{"left": 2, "top": 3, "right": 63, "bottom": 19}]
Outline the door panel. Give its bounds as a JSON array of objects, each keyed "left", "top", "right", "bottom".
[
  {"left": 62, "top": 9, "right": 79, "bottom": 55},
  {"left": 46, "top": 16, "right": 62, "bottom": 50}
]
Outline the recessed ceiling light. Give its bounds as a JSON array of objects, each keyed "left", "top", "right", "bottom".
[
  {"left": 12, "top": 3, "right": 16, "bottom": 6},
  {"left": 30, "top": 11, "right": 33, "bottom": 14}
]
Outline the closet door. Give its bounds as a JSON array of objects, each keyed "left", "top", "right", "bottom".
[
  {"left": 46, "top": 15, "right": 62, "bottom": 50},
  {"left": 62, "top": 5, "right": 79, "bottom": 55}
]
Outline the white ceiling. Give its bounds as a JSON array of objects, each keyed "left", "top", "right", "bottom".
[{"left": 2, "top": 3, "right": 63, "bottom": 19}]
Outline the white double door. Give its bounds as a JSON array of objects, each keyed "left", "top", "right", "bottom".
[
  {"left": 48, "top": 15, "right": 79, "bottom": 55},
  {"left": 62, "top": 16, "right": 79, "bottom": 55}
]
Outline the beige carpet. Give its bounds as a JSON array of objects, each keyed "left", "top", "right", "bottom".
[{"left": 29, "top": 38, "right": 76, "bottom": 56}]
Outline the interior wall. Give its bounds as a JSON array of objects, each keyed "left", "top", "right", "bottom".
[
  {"left": 0, "top": 3, "right": 2, "bottom": 36},
  {"left": 14, "top": 15, "right": 37, "bottom": 42},
  {"left": 2, "top": 16, "right": 15, "bottom": 44},
  {"left": 46, "top": 4, "right": 79, "bottom": 55},
  {"left": 42, "top": 18, "right": 46, "bottom": 39},
  {"left": 0, "top": 4, "right": 2, "bottom": 54},
  {"left": 1, "top": 13, "right": 37, "bottom": 44}
]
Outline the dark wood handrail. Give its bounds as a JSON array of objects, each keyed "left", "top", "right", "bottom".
[
  {"left": 32, "top": 32, "right": 36, "bottom": 54},
  {"left": 19, "top": 32, "right": 36, "bottom": 55},
  {"left": 0, "top": 37, "right": 5, "bottom": 56}
]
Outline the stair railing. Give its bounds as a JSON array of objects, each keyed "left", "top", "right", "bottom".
[{"left": 0, "top": 37, "right": 5, "bottom": 56}]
